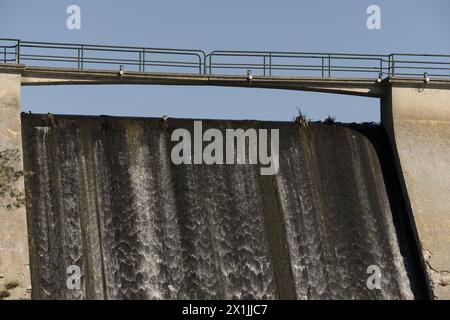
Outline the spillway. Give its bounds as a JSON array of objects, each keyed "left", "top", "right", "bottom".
[{"left": 20, "top": 114, "right": 427, "bottom": 299}]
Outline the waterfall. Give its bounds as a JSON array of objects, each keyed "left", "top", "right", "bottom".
[{"left": 21, "top": 115, "right": 426, "bottom": 300}]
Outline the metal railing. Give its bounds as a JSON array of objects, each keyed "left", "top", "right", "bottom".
[
  {"left": 206, "top": 51, "right": 389, "bottom": 77},
  {"left": 0, "top": 38, "right": 205, "bottom": 74},
  {"left": 206, "top": 51, "right": 450, "bottom": 78},
  {"left": 1, "top": 38, "right": 450, "bottom": 79}
]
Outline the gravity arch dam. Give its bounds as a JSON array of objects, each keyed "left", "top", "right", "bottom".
[{"left": 1, "top": 39, "right": 450, "bottom": 300}]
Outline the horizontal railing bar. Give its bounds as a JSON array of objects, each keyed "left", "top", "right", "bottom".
[
  {"left": 209, "top": 50, "right": 389, "bottom": 58},
  {"left": 20, "top": 57, "right": 200, "bottom": 69},
  {"left": 388, "top": 65, "right": 450, "bottom": 70},
  {"left": 389, "top": 60, "right": 450, "bottom": 66},
  {"left": 19, "top": 41, "right": 205, "bottom": 55},
  {"left": 211, "top": 56, "right": 389, "bottom": 64},
  {"left": 391, "top": 72, "right": 450, "bottom": 77},
  {"left": 21, "top": 45, "right": 203, "bottom": 57},
  {"left": 210, "top": 62, "right": 383, "bottom": 70},
  {"left": 210, "top": 66, "right": 383, "bottom": 73},
  {"left": 21, "top": 54, "right": 200, "bottom": 65},
  {"left": 391, "top": 53, "right": 450, "bottom": 58},
  {"left": 211, "top": 52, "right": 388, "bottom": 57}
]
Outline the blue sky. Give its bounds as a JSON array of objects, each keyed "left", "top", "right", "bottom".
[{"left": 1, "top": 0, "right": 449, "bottom": 122}]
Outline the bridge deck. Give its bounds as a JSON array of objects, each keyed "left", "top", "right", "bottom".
[{"left": 2, "top": 64, "right": 450, "bottom": 98}]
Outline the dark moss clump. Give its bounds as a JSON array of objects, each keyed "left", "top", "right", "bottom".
[{"left": 0, "top": 149, "right": 25, "bottom": 210}]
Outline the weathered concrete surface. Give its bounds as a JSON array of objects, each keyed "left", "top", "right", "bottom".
[
  {"left": 0, "top": 72, "right": 31, "bottom": 299},
  {"left": 382, "top": 87, "right": 450, "bottom": 299}
]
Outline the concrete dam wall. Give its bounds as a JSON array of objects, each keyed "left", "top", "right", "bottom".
[{"left": 20, "top": 114, "right": 427, "bottom": 299}]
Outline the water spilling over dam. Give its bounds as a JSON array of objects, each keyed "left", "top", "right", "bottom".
[{"left": 20, "top": 114, "right": 427, "bottom": 300}]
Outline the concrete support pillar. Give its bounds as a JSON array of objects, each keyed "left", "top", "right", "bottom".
[
  {"left": 0, "top": 71, "right": 31, "bottom": 299},
  {"left": 382, "top": 86, "right": 450, "bottom": 299}
]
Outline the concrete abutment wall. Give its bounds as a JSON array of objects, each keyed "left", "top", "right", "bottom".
[
  {"left": 382, "top": 87, "right": 450, "bottom": 299},
  {"left": 0, "top": 72, "right": 31, "bottom": 299}
]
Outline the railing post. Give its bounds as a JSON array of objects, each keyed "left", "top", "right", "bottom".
[
  {"left": 81, "top": 45, "right": 84, "bottom": 69},
  {"left": 389, "top": 55, "right": 394, "bottom": 77},
  {"left": 203, "top": 54, "right": 206, "bottom": 74},
  {"left": 269, "top": 52, "right": 272, "bottom": 76},
  {"left": 391, "top": 55, "right": 395, "bottom": 77},
  {"left": 321, "top": 57, "right": 324, "bottom": 77},
  {"left": 388, "top": 55, "right": 391, "bottom": 77},
  {"left": 138, "top": 51, "right": 142, "bottom": 72},
  {"left": 328, "top": 54, "right": 331, "bottom": 77},
  {"left": 263, "top": 56, "right": 266, "bottom": 76},
  {"left": 16, "top": 40, "right": 20, "bottom": 64},
  {"left": 142, "top": 49, "right": 145, "bottom": 72},
  {"left": 3, "top": 46, "right": 6, "bottom": 63},
  {"left": 77, "top": 48, "right": 81, "bottom": 69},
  {"left": 379, "top": 59, "right": 383, "bottom": 76},
  {"left": 209, "top": 54, "right": 212, "bottom": 74}
]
